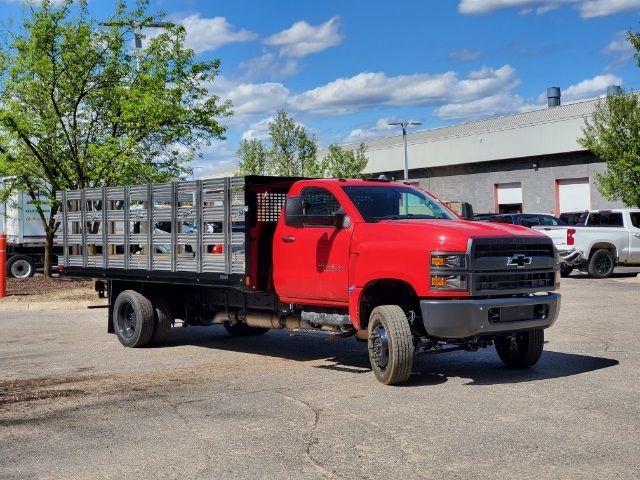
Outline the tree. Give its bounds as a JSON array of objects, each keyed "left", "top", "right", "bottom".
[
  {"left": 236, "top": 138, "right": 267, "bottom": 175},
  {"left": 578, "top": 91, "right": 640, "bottom": 208},
  {"left": 267, "top": 110, "right": 319, "bottom": 177},
  {"left": 320, "top": 143, "right": 368, "bottom": 178},
  {"left": 0, "top": 0, "right": 231, "bottom": 275}
]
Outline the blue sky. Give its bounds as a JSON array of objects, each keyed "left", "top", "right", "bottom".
[{"left": 2, "top": 0, "right": 639, "bottom": 177}]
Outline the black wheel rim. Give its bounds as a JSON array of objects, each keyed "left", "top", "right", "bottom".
[
  {"left": 595, "top": 253, "right": 612, "bottom": 275},
  {"left": 370, "top": 322, "right": 389, "bottom": 371},
  {"left": 117, "top": 303, "right": 137, "bottom": 339}
]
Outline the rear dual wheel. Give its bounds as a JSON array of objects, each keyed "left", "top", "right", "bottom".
[{"left": 113, "top": 290, "right": 173, "bottom": 347}]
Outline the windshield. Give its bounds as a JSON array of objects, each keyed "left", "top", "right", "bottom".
[{"left": 342, "top": 185, "right": 458, "bottom": 223}]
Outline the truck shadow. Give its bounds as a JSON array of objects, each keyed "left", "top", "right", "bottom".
[{"left": 164, "top": 327, "right": 619, "bottom": 387}]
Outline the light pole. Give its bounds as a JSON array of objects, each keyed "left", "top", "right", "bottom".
[
  {"left": 99, "top": 21, "right": 177, "bottom": 68},
  {"left": 388, "top": 121, "right": 422, "bottom": 181}
]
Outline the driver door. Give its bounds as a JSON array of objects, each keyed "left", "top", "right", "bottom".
[{"left": 274, "top": 187, "right": 352, "bottom": 302}]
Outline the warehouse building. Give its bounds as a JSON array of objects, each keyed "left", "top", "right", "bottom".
[{"left": 350, "top": 88, "right": 624, "bottom": 216}]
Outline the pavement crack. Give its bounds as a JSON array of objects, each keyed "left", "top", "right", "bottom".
[{"left": 277, "top": 391, "right": 336, "bottom": 480}]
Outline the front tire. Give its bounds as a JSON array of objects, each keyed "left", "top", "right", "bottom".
[
  {"left": 367, "top": 305, "right": 414, "bottom": 385},
  {"left": 495, "top": 329, "right": 544, "bottom": 369},
  {"left": 7, "top": 254, "right": 36, "bottom": 278},
  {"left": 113, "top": 290, "right": 155, "bottom": 347},
  {"left": 588, "top": 249, "right": 615, "bottom": 279}
]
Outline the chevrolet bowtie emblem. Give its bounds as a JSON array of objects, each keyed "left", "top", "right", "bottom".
[{"left": 507, "top": 254, "right": 532, "bottom": 268}]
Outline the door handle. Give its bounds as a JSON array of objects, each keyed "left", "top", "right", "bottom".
[
  {"left": 634, "top": 233, "right": 640, "bottom": 238},
  {"left": 281, "top": 236, "right": 296, "bottom": 243}
]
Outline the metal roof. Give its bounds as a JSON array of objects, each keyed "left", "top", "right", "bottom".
[{"left": 341, "top": 98, "right": 601, "bottom": 174}]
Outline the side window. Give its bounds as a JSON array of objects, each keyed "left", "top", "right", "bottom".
[
  {"left": 541, "top": 215, "right": 559, "bottom": 226},
  {"left": 586, "top": 212, "right": 623, "bottom": 227},
  {"left": 606, "top": 212, "right": 624, "bottom": 227},
  {"left": 300, "top": 187, "right": 341, "bottom": 218},
  {"left": 630, "top": 212, "right": 640, "bottom": 229},
  {"left": 520, "top": 215, "right": 540, "bottom": 227},
  {"left": 586, "top": 213, "right": 600, "bottom": 226}
]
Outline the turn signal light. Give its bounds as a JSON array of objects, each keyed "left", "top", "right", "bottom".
[
  {"left": 431, "top": 276, "right": 448, "bottom": 287},
  {"left": 431, "top": 256, "right": 447, "bottom": 267}
]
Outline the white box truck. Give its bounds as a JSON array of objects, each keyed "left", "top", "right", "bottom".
[{"left": 0, "top": 177, "right": 58, "bottom": 278}]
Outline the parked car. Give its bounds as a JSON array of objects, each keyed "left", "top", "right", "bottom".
[
  {"left": 559, "top": 211, "right": 588, "bottom": 226},
  {"left": 482, "top": 213, "right": 567, "bottom": 228},
  {"left": 533, "top": 209, "right": 640, "bottom": 278}
]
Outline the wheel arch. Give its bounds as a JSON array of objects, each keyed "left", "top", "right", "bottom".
[
  {"left": 358, "top": 278, "right": 419, "bottom": 332},
  {"left": 589, "top": 242, "right": 617, "bottom": 261}
]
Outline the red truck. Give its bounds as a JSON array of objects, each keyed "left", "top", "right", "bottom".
[{"left": 57, "top": 176, "right": 561, "bottom": 385}]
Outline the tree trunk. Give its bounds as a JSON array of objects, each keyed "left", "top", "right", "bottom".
[{"left": 43, "top": 228, "right": 55, "bottom": 277}]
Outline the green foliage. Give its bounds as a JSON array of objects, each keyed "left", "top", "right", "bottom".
[
  {"left": 236, "top": 138, "right": 267, "bottom": 175},
  {"left": 0, "top": 0, "right": 231, "bottom": 273},
  {"left": 235, "top": 110, "right": 319, "bottom": 177},
  {"left": 578, "top": 91, "right": 640, "bottom": 208},
  {"left": 320, "top": 143, "right": 368, "bottom": 178},
  {"left": 267, "top": 110, "right": 319, "bottom": 177}
]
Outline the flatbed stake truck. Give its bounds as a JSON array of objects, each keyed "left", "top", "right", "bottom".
[{"left": 57, "top": 176, "right": 561, "bottom": 385}]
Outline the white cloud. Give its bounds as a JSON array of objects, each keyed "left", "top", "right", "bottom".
[
  {"left": 562, "top": 74, "right": 623, "bottom": 101},
  {"left": 580, "top": 0, "right": 640, "bottom": 17},
  {"left": 343, "top": 117, "right": 421, "bottom": 143},
  {"left": 239, "top": 53, "right": 299, "bottom": 79},
  {"left": 210, "top": 78, "right": 291, "bottom": 118},
  {"left": 449, "top": 49, "right": 482, "bottom": 61},
  {"left": 458, "top": 0, "right": 640, "bottom": 17},
  {"left": 264, "top": 17, "right": 342, "bottom": 57},
  {"left": 435, "top": 93, "right": 538, "bottom": 120},
  {"left": 603, "top": 31, "right": 635, "bottom": 70},
  {"left": 292, "top": 65, "right": 519, "bottom": 114},
  {"left": 241, "top": 116, "right": 274, "bottom": 141},
  {"left": 164, "top": 14, "right": 256, "bottom": 55}
]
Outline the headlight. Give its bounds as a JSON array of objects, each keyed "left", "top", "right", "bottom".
[
  {"left": 430, "top": 253, "right": 466, "bottom": 268},
  {"left": 430, "top": 274, "right": 468, "bottom": 291}
]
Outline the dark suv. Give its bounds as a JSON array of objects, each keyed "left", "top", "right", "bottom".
[{"left": 482, "top": 213, "right": 567, "bottom": 228}]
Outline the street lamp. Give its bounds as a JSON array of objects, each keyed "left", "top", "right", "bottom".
[
  {"left": 387, "top": 121, "right": 422, "bottom": 181},
  {"left": 99, "top": 21, "right": 177, "bottom": 68}
]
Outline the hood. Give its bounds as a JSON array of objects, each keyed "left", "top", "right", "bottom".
[{"left": 359, "top": 219, "right": 547, "bottom": 252}]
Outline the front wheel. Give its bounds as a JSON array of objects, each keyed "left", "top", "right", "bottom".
[
  {"left": 495, "top": 329, "right": 544, "bottom": 369},
  {"left": 588, "top": 249, "right": 615, "bottom": 279},
  {"left": 367, "top": 305, "right": 415, "bottom": 385}
]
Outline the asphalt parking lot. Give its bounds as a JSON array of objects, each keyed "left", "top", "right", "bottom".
[{"left": 1, "top": 270, "right": 639, "bottom": 480}]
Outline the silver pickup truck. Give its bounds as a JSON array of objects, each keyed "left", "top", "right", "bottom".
[{"left": 533, "top": 209, "right": 640, "bottom": 278}]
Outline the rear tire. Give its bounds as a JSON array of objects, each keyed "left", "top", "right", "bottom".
[
  {"left": 587, "top": 249, "right": 615, "bottom": 279},
  {"left": 495, "top": 329, "right": 544, "bottom": 369},
  {"left": 223, "top": 322, "right": 269, "bottom": 337},
  {"left": 367, "top": 305, "right": 414, "bottom": 385},
  {"left": 151, "top": 297, "right": 173, "bottom": 345},
  {"left": 7, "top": 254, "right": 36, "bottom": 279},
  {"left": 113, "top": 290, "right": 155, "bottom": 347}
]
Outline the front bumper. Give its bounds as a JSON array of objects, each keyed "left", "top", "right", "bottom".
[{"left": 420, "top": 293, "right": 560, "bottom": 339}]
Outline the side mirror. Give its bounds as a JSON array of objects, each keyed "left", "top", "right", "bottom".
[
  {"left": 334, "top": 208, "right": 351, "bottom": 229},
  {"left": 284, "top": 197, "right": 304, "bottom": 227},
  {"left": 459, "top": 202, "right": 474, "bottom": 220}
]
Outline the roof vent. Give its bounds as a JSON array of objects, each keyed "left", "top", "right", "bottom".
[
  {"left": 607, "top": 85, "right": 622, "bottom": 96},
  {"left": 547, "top": 87, "right": 561, "bottom": 108}
]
